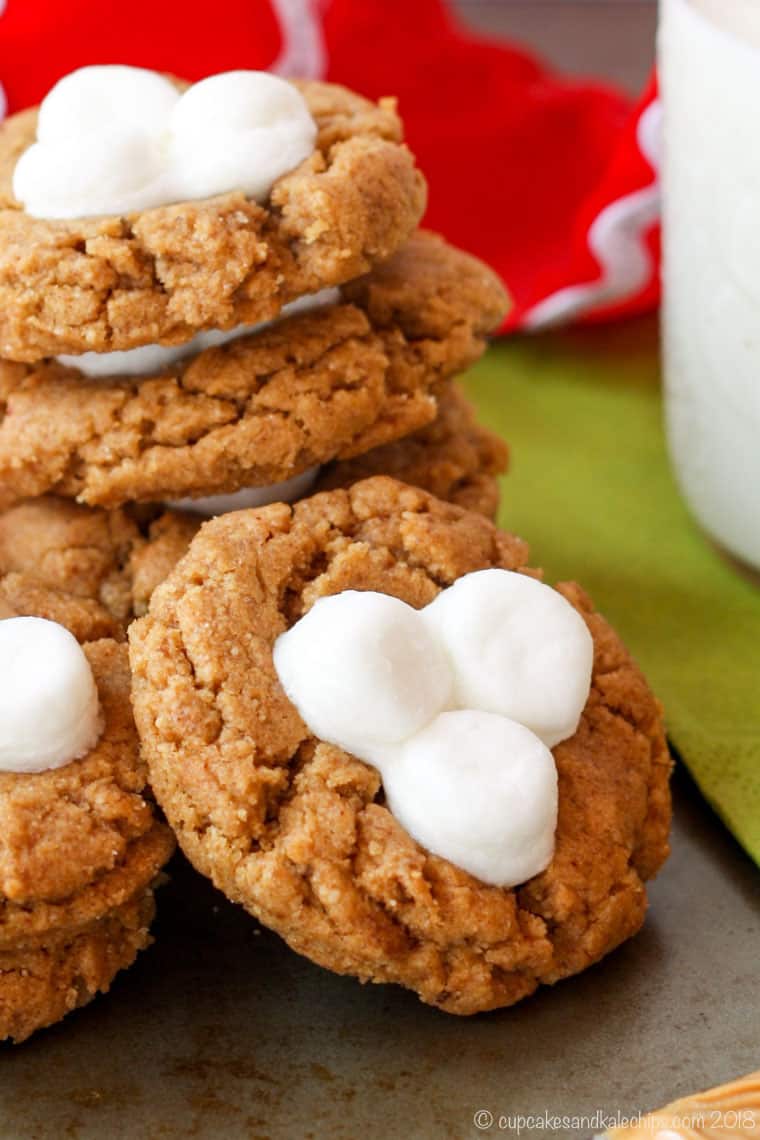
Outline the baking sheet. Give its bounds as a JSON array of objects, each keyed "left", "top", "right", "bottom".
[{"left": 2, "top": 767, "right": 758, "bottom": 1140}]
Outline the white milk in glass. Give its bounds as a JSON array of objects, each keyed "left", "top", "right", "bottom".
[{"left": 660, "top": 0, "right": 760, "bottom": 570}]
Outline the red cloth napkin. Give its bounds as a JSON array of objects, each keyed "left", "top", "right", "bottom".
[{"left": 0, "top": 0, "right": 661, "bottom": 329}]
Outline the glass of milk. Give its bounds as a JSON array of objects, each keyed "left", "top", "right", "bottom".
[{"left": 660, "top": 0, "right": 760, "bottom": 572}]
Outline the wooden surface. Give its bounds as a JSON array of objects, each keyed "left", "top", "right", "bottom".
[{"left": 453, "top": 0, "right": 657, "bottom": 93}]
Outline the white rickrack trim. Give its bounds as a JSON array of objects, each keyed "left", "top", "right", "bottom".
[
  {"left": 270, "top": 0, "right": 327, "bottom": 80},
  {"left": 524, "top": 99, "right": 662, "bottom": 330}
]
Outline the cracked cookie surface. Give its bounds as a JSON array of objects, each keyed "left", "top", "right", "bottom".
[
  {"left": 316, "top": 382, "right": 507, "bottom": 519},
  {"left": 129, "top": 477, "right": 671, "bottom": 1015},
  {"left": 0, "top": 233, "right": 507, "bottom": 508},
  {"left": 0, "top": 496, "right": 198, "bottom": 633},
  {"left": 0, "top": 383, "right": 507, "bottom": 642},
  {"left": 0, "top": 81, "right": 426, "bottom": 362},
  {"left": 0, "top": 888, "right": 157, "bottom": 1044}
]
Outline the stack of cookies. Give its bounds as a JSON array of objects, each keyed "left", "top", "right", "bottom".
[
  {"left": 0, "top": 66, "right": 672, "bottom": 1042},
  {"left": 0, "top": 67, "right": 511, "bottom": 1040},
  {"left": 0, "top": 615, "right": 175, "bottom": 1043}
]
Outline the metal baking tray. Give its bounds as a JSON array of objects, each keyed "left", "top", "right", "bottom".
[{"left": 2, "top": 768, "right": 758, "bottom": 1140}]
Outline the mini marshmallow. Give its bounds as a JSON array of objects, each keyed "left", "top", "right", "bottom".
[
  {"left": 56, "top": 288, "right": 341, "bottom": 379},
  {"left": 273, "top": 591, "right": 453, "bottom": 759},
  {"left": 167, "top": 467, "right": 321, "bottom": 517},
  {"left": 0, "top": 617, "right": 102, "bottom": 774},
  {"left": 14, "top": 126, "right": 168, "bottom": 219},
  {"left": 423, "top": 569, "right": 593, "bottom": 748},
  {"left": 36, "top": 66, "right": 178, "bottom": 143},
  {"left": 167, "top": 71, "right": 317, "bottom": 203},
  {"left": 272, "top": 569, "right": 593, "bottom": 887},
  {"left": 14, "top": 66, "right": 317, "bottom": 220},
  {"left": 379, "top": 710, "right": 558, "bottom": 887}
]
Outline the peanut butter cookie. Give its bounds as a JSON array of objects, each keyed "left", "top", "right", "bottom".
[
  {"left": 0, "top": 496, "right": 197, "bottom": 632},
  {"left": 317, "top": 382, "right": 507, "bottom": 519},
  {"left": 0, "top": 382, "right": 507, "bottom": 644},
  {"left": 0, "top": 632, "right": 174, "bottom": 1042},
  {"left": 0, "top": 233, "right": 507, "bottom": 508},
  {"left": 0, "top": 81, "right": 426, "bottom": 362},
  {"left": 129, "top": 477, "right": 671, "bottom": 1015}
]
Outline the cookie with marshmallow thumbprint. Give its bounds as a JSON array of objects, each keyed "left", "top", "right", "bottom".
[
  {"left": 0, "top": 67, "right": 426, "bottom": 362},
  {"left": 0, "top": 596, "right": 174, "bottom": 1042},
  {"left": 129, "top": 477, "right": 671, "bottom": 1014}
]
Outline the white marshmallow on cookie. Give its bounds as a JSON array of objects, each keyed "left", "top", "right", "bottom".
[
  {"left": 381, "top": 710, "right": 558, "bottom": 887},
  {"left": 0, "top": 617, "right": 102, "bottom": 774},
  {"left": 56, "top": 288, "right": 341, "bottom": 379},
  {"left": 167, "top": 70, "right": 317, "bottom": 204},
  {"left": 13, "top": 66, "right": 317, "bottom": 220},
  {"left": 273, "top": 590, "right": 453, "bottom": 760},
  {"left": 423, "top": 569, "right": 594, "bottom": 748},
  {"left": 273, "top": 569, "right": 594, "bottom": 888}
]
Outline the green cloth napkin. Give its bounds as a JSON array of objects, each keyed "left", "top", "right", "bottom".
[{"left": 462, "top": 317, "right": 760, "bottom": 867}]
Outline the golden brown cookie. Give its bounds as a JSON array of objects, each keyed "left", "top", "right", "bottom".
[
  {"left": 124, "top": 382, "right": 508, "bottom": 596},
  {"left": 0, "top": 571, "right": 124, "bottom": 642},
  {"left": 0, "top": 496, "right": 198, "bottom": 631},
  {"left": 0, "top": 496, "right": 140, "bottom": 622},
  {"left": 317, "top": 383, "right": 507, "bottom": 519},
  {"left": 0, "top": 628, "right": 174, "bottom": 1042},
  {"left": 0, "top": 890, "right": 157, "bottom": 1046},
  {"left": 0, "top": 384, "right": 507, "bottom": 639},
  {"left": 0, "top": 233, "right": 507, "bottom": 508},
  {"left": 129, "top": 477, "right": 671, "bottom": 1016},
  {"left": 127, "top": 510, "right": 202, "bottom": 618},
  {"left": 0, "top": 81, "right": 426, "bottom": 362}
]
